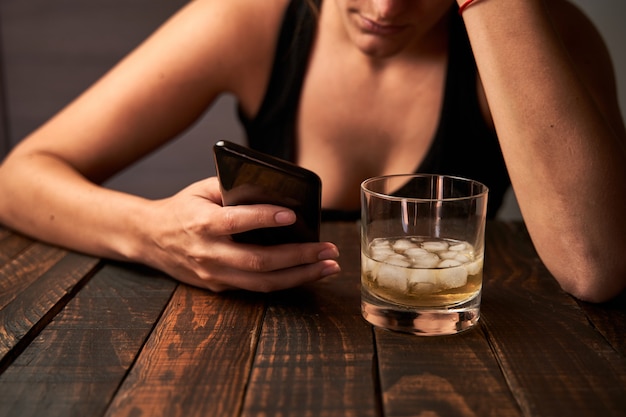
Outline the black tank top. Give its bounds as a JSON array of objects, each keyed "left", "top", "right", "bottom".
[{"left": 238, "top": 0, "right": 510, "bottom": 219}]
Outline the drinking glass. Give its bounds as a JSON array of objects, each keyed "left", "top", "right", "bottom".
[{"left": 360, "top": 174, "right": 488, "bottom": 335}]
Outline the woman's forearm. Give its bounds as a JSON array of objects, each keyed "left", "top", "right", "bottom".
[
  {"left": 0, "top": 150, "right": 151, "bottom": 263},
  {"left": 459, "top": 0, "right": 626, "bottom": 301}
]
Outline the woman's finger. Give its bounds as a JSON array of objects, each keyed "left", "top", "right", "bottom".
[
  {"left": 197, "top": 239, "right": 339, "bottom": 273},
  {"left": 188, "top": 259, "right": 341, "bottom": 293}
]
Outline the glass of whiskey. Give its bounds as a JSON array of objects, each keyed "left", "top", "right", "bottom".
[{"left": 361, "top": 174, "right": 489, "bottom": 336}]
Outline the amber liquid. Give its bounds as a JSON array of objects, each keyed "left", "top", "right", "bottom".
[{"left": 361, "top": 237, "right": 483, "bottom": 308}]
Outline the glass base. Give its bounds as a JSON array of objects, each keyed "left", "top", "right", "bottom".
[{"left": 361, "top": 287, "right": 481, "bottom": 336}]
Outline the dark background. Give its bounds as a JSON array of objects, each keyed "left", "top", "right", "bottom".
[{"left": 1, "top": 0, "right": 624, "bottom": 219}]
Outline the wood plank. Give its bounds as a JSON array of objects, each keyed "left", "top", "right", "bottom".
[
  {"left": 576, "top": 292, "right": 626, "bottom": 357},
  {"left": 242, "top": 284, "right": 376, "bottom": 416},
  {"left": 357, "top": 220, "right": 521, "bottom": 417},
  {"left": 0, "top": 262, "right": 177, "bottom": 417},
  {"left": 104, "top": 284, "right": 266, "bottom": 417},
  {"left": 0, "top": 243, "right": 67, "bottom": 308},
  {"left": 0, "top": 248, "right": 99, "bottom": 361},
  {"left": 241, "top": 221, "right": 378, "bottom": 417},
  {"left": 0, "top": 227, "right": 33, "bottom": 266},
  {"left": 375, "top": 327, "right": 522, "bottom": 417},
  {"left": 480, "top": 222, "right": 626, "bottom": 416}
]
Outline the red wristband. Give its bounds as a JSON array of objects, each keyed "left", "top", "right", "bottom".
[{"left": 458, "top": 0, "right": 478, "bottom": 15}]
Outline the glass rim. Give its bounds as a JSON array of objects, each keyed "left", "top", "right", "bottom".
[{"left": 361, "top": 173, "right": 489, "bottom": 202}]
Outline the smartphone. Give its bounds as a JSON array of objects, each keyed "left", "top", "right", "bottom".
[{"left": 213, "top": 140, "right": 322, "bottom": 245}]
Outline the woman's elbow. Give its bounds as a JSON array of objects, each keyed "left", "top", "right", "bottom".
[{"left": 551, "top": 259, "right": 626, "bottom": 304}]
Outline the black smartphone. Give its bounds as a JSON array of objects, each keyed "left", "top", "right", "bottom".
[{"left": 213, "top": 140, "right": 322, "bottom": 245}]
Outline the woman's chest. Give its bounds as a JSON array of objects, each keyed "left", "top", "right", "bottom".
[
  {"left": 293, "top": 60, "right": 447, "bottom": 208},
  {"left": 295, "top": 59, "right": 446, "bottom": 177}
]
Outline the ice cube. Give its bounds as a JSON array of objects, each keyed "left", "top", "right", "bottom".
[
  {"left": 438, "top": 250, "right": 460, "bottom": 260},
  {"left": 407, "top": 268, "right": 436, "bottom": 283},
  {"left": 385, "top": 254, "right": 411, "bottom": 268},
  {"left": 372, "top": 238, "right": 392, "bottom": 248},
  {"left": 437, "top": 264, "right": 468, "bottom": 289},
  {"left": 422, "top": 241, "right": 449, "bottom": 252},
  {"left": 392, "top": 238, "right": 415, "bottom": 252},
  {"left": 372, "top": 237, "right": 390, "bottom": 246},
  {"left": 405, "top": 247, "right": 430, "bottom": 259},
  {"left": 449, "top": 242, "right": 468, "bottom": 251},
  {"left": 409, "top": 281, "right": 437, "bottom": 295},
  {"left": 466, "top": 258, "right": 483, "bottom": 275},
  {"left": 407, "top": 268, "right": 437, "bottom": 294},
  {"left": 455, "top": 253, "right": 472, "bottom": 263},
  {"left": 362, "top": 255, "right": 378, "bottom": 277},
  {"left": 377, "top": 264, "right": 408, "bottom": 291},
  {"left": 370, "top": 246, "right": 396, "bottom": 260},
  {"left": 411, "top": 253, "right": 441, "bottom": 268},
  {"left": 438, "top": 259, "right": 462, "bottom": 268}
]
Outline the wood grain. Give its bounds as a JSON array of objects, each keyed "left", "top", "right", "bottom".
[
  {"left": 0, "top": 262, "right": 176, "bottom": 417},
  {"left": 375, "top": 327, "right": 522, "bottom": 417},
  {"left": 0, "top": 243, "right": 67, "bottom": 309},
  {"left": 242, "top": 282, "right": 376, "bottom": 417},
  {"left": 480, "top": 222, "right": 626, "bottom": 417},
  {"left": 1, "top": 221, "right": 624, "bottom": 417},
  {"left": 0, "top": 226, "right": 33, "bottom": 267},
  {"left": 104, "top": 285, "right": 266, "bottom": 417},
  {"left": 0, "top": 246, "right": 99, "bottom": 361},
  {"left": 576, "top": 292, "right": 626, "bottom": 357},
  {"left": 240, "top": 221, "right": 377, "bottom": 417}
]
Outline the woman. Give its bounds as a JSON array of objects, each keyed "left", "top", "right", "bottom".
[{"left": 0, "top": 0, "right": 625, "bottom": 302}]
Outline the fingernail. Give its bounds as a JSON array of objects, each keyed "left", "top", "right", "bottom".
[
  {"left": 318, "top": 247, "right": 339, "bottom": 260},
  {"left": 274, "top": 210, "right": 296, "bottom": 225},
  {"left": 321, "top": 263, "right": 341, "bottom": 277}
]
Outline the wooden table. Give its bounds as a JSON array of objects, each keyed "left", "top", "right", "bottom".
[{"left": 1, "top": 221, "right": 625, "bottom": 417}]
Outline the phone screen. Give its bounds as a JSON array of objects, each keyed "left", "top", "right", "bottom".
[{"left": 213, "top": 140, "right": 321, "bottom": 245}]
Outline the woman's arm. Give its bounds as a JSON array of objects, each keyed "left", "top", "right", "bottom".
[
  {"left": 0, "top": 0, "right": 340, "bottom": 292},
  {"left": 460, "top": 0, "right": 626, "bottom": 302}
]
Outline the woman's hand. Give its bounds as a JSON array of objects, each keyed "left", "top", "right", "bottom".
[{"left": 143, "top": 177, "right": 341, "bottom": 292}]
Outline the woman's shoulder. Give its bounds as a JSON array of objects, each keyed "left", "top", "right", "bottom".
[
  {"left": 544, "top": 0, "right": 620, "bottom": 115},
  {"left": 188, "top": 0, "right": 292, "bottom": 109},
  {"left": 153, "top": 0, "right": 292, "bottom": 111},
  {"left": 185, "top": 0, "right": 290, "bottom": 59},
  {"left": 545, "top": 0, "right": 605, "bottom": 42},
  {"left": 544, "top": 0, "right": 611, "bottom": 66}
]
